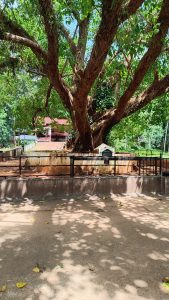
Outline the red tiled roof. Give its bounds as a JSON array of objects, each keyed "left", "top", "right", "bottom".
[{"left": 44, "top": 117, "right": 69, "bottom": 126}]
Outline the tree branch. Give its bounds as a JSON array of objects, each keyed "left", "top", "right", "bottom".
[
  {"left": 61, "top": 24, "right": 78, "bottom": 76},
  {"left": 0, "top": 31, "right": 47, "bottom": 60},
  {"left": 58, "top": 23, "right": 77, "bottom": 56},
  {"left": 120, "top": 0, "right": 145, "bottom": 22},
  {"left": 92, "top": 74, "right": 169, "bottom": 137},
  {"left": 77, "top": 0, "right": 145, "bottom": 97},
  {"left": 32, "top": 84, "right": 53, "bottom": 128},
  {"left": 114, "top": 0, "right": 169, "bottom": 121},
  {"left": 0, "top": 8, "right": 36, "bottom": 40},
  {"left": 37, "top": 0, "right": 74, "bottom": 113},
  {"left": 38, "top": 0, "right": 58, "bottom": 67},
  {"left": 27, "top": 68, "right": 47, "bottom": 77},
  {"left": 0, "top": 2, "right": 73, "bottom": 118},
  {"left": 126, "top": 74, "right": 169, "bottom": 117},
  {"left": 65, "top": 0, "right": 81, "bottom": 23},
  {"left": 0, "top": 9, "right": 47, "bottom": 61},
  {"left": 76, "top": 15, "right": 90, "bottom": 70}
]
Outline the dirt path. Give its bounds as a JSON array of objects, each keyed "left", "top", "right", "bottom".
[{"left": 0, "top": 195, "right": 169, "bottom": 300}]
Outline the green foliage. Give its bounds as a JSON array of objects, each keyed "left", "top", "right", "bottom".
[
  {"left": 107, "top": 102, "right": 166, "bottom": 152},
  {"left": 0, "top": 71, "right": 69, "bottom": 134},
  {"left": 94, "top": 81, "right": 115, "bottom": 111},
  {"left": 0, "top": 105, "right": 14, "bottom": 147}
]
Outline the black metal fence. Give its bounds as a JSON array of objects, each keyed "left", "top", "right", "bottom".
[
  {"left": 0, "top": 154, "right": 168, "bottom": 177},
  {"left": 70, "top": 156, "right": 164, "bottom": 177}
]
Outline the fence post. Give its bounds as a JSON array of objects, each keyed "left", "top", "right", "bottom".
[
  {"left": 155, "top": 158, "right": 157, "bottom": 175},
  {"left": 114, "top": 157, "right": 116, "bottom": 176},
  {"left": 138, "top": 158, "right": 141, "bottom": 176},
  {"left": 159, "top": 153, "right": 162, "bottom": 175},
  {"left": 70, "top": 156, "right": 74, "bottom": 177},
  {"left": 19, "top": 156, "right": 22, "bottom": 176}
]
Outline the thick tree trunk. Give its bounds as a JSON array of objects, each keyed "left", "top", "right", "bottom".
[
  {"left": 73, "top": 121, "right": 112, "bottom": 151},
  {"left": 73, "top": 96, "right": 94, "bottom": 152},
  {"left": 92, "top": 124, "right": 111, "bottom": 148},
  {"left": 92, "top": 128, "right": 104, "bottom": 148}
]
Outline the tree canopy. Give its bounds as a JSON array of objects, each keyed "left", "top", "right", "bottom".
[{"left": 0, "top": 0, "right": 169, "bottom": 151}]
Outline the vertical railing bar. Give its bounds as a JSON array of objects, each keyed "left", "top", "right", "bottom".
[
  {"left": 143, "top": 158, "right": 144, "bottom": 176},
  {"left": 145, "top": 157, "right": 146, "bottom": 175},
  {"left": 154, "top": 158, "right": 156, "bottom": 175},
  {"left": 155, "top": 158, "right": 157, "bottom": 175},
  {"left": 153, "top": 158, "right": 154, "bottom": 175},
  {"left": 70, "top": 156, "right": 74, "bottom": 177},
  {"left": 138, "top": 158, "right": 141, "bottom": 176},
  {"left": 114, "top": 157, "right": 116, "bottom": 176},
  {"left": 153, "top": 158, "right": 155, "bottom": 175},
  {"left": 19, "top": 155, "right": 22, "bottom": 176},
  {"left": 159, "top": 153, "right": 162, "bottom": 176}
]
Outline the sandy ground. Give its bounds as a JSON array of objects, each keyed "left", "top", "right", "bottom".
[{"left": 0, "top": 194, "right": 169, "bottom": 300}]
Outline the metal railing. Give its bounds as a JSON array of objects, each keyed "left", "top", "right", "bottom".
[
  {"left": 70, "top": 156, "right": 164, "bottom": 177},
  {"left": 0, "top": 154, "right": 168, "bottom": 177}
]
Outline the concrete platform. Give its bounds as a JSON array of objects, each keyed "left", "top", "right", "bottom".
[
  {"left": 0, "top": 176, "right": 168, "bottom": 200},
  {"left": 0, "top": 195, "right": 169, "bottom": 299}
]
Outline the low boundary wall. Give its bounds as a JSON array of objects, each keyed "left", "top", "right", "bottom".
[
  {"left": 0, "top": 176, "right": 168, "bottom": 199},
  {"left": 0, "top": 147, "right": 22, "bottom": 161}
]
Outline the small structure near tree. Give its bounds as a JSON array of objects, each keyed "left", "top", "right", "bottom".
[
  {"left": 95, "top": 143, "right": 115, "bottom": 165},
  {"left": 94, "top": 143, "right": 115, "bottom": 156}
]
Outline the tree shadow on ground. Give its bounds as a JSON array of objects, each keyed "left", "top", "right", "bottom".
[{"left": 0, "top": 192, "right": 169, "bottom": 300}]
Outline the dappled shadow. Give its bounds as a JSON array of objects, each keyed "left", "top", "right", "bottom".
[{"left": 0, "top": 194, "right": 169, "bottom": 299}]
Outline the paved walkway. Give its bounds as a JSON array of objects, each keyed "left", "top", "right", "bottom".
[{"left": 0, "top": 195, "right": 169, "bottom": 299}]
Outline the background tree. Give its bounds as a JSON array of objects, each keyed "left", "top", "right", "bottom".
[
  {"left": 0, "top": 103, "right": 14, "bottom": 147},
  {"left": 0, "top": 0, "right": 169, "bottom": 151},
  {"left": 0, "top": 71, "right": 68, "bottom": 133}
]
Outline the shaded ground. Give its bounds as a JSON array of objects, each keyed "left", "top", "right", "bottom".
[{"left": 0, "top": 194, "right": 169, "bottom": 299}]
